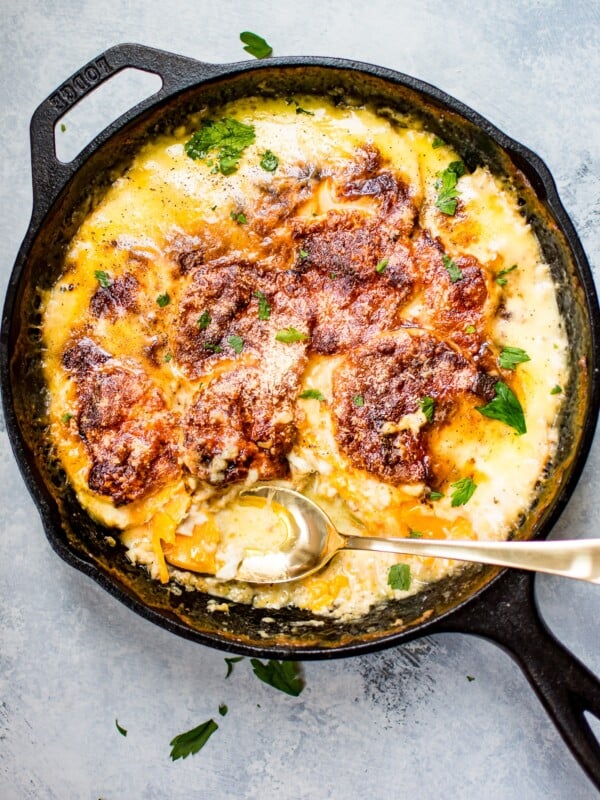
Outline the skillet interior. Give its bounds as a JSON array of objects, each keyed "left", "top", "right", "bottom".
[{"left": 6, "top": 62, "right": 597, "bottom": 656}]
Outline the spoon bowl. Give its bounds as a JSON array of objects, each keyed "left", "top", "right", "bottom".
[{"left": 235, "top": 486, "right": 600, "bottom": 585}]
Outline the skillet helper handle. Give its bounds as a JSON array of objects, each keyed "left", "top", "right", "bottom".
[
  {"left": 431, "top": 569, "right": 600, "bottom": 790},
  {"left": 29, "top": 43, "right": 219, "bottom": 217}
]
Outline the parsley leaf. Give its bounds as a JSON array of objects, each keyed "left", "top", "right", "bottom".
[
  {"left": 432, "top": 136, "right": 445, "bottom": 148},
  {"left": 260, "top": 150, "right": 279, "bottom": 171},
  {"left": 115, "top": 719, "right": 127, "bottom": 737},
  {"left": 409, "top": 529, "right": 423, "bottom": 538},
  {"left": 197, "top": 310, "right": 211, "bottom": 330},
  {"left": 467, "top": 675, "right": 476, "bottom": 682},
  {"left": 225, "top": 655, "right": 244, "bottom": 678},
  {"left": 156, "top": 292, "right": 170, "bottom": 307},
  {"left": 429, "top": 490, "right": 444, "bottom": 501},
  {"left": 435, "top": 161, "right": 465, "bottom": 215},
  {"left": 550, "top": 385, "right": 562, "bottom": 395},
  {"left": 353, "top": 394, "right": 365, "bottom": 407},
  {"left": 296, "top": 106, "right": 314, "bottom": 116},
  {"left": 61, "top": 412, "right": 73, "bottom": 424},
  {"left": 164, "top": 353, "right": 173, "bottom": 363},
  {"left": 299, "top": 388, "right": 325, "bottom": 401},
  {"left": 442, "top": 254, "right": 464, "bottom": 282},
  {"left": 230, "top": 210, "right": 247, "bottom": 224},
  {"left": 496, "top": 264, "right": 518, "bottom": 286},
  {"left": 254, "top": 290, "right": 271, "bottom": 320},
  {"left": 250, "top": 659, "right": 304, "bottom": 696},
  {"left": 499, "top": 346, "right": 531, "bottom": 370},
  {"left": 185, "top": 118, "right": 256, "bottom": 175},
  {"left": 419, "top": 396, "right": 435, "bottom": 423},
  {"left": 375, "top": 257, "right": 388, "bottom": 274},
  {"left": 276, "top": 327, "right": 309, "bottom": 343},
  {"left": 476, "top": 381, "right": 527, "bottom": 435},
  {"left": 387, "top": 563, "right": 411, "bottom": 591},
  {"left": 94, "top": 270, "right": 111, "bottom": 288},
  {"left": 240, "top": 31, "right": 273, "bottom": 59},
  {"left": 299, "top": 249, "right": 309, "bottom": 260},
  {"left": 450, "top": 477, "right": 477, "bottom": 507},
  {"left": 204, "top": 342, "right": 223, "bottom": 353},
  {"left": 169, "top": 719, "right": 218, "bottom": 761},
  {"left": 218, "top": 704, "right": 228, "bottom": 717},
  {"left": 465, "top": 324, "right": 476, "bottom": 334},
  {"left": 60, "top": 122, "right": 67, "bottom": 133},
  {"left": 228, "top": 335, "right": 244, "bottom": 354}
]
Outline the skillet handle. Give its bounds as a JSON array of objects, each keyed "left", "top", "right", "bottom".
[
  {"left": 430, "top": 569, "right": 600, "bottom": 790},
  {"left": 29, "top": 43, "right": 220, "bottom": 219}
]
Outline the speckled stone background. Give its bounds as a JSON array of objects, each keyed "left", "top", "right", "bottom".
[{"left": 1, "top": 2, "right": 598, "bottom": 798}]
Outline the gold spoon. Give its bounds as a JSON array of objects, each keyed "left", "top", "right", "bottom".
[{"left": 225, "top": 486, "right": 600, "bottom": 585}]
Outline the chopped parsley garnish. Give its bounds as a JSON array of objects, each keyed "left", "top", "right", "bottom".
[
  {"left": 387, "top": 563, "right": 411, "bottom": 591},
  {"left": 496, "top": 264, "right": 518, "bottom": 286},
  {"left": 230, "top": 210, "right": 248, "bottom": 224},
  {"left": 299, "top": 249, "right": 309, "bottom": 260},
  {"left": 442, "top": 254, "right": 464, "bottom": 282},
  {"left": 225, "top": 656, "right": 244, "bottom": 678},
  {"left": 250, "top": 659, "right": 304, "bottom": 696},
  {"left": 476, "top": 381, "right": 527, "bottom": 435},
  {"left": 299, "top": 388, "right": 325, "bottom": 401},
  {"left": 185, "top": 118, "right": 256, "bottom": 175},
  {"left": 432, "top": 136, "right": 445, "bottom": 148},
  {"left": 375, "top": 257, "right": 388, "bottom": 274},
  {"left": 465, "top": 324, "right": 476, "bottom": 334},
  {"left": 419, "top": 396, "right": 435, "bottom": 423},
  {"left": 499, "top": 346, "right": 531, "bottom": 371},
  {"left": 330, "top": 272, "right": 337, "bottom": 279},
  {"left": 115, "top": 719, "right": 127, "bottom": 737},
  {"left": 156, "top": 292, "right": 170, "bottom": 307},
  {"left": 435, "top": 160, "right": 465, "bottom": 215},
  {"left": 296, "top": 106, "right": 314, "bottom": 116},
  {"left": 228, "top": 335, "right": 244, "bottom": 354},
  {"left": 450, "top": 477, "right": 477, "bottom": 507},
  {"left": 61, "top": 412, "right": 73, "bottom": 424},
  {"left": 197, "top": 310, "right": 211, "bottom": 330},
  {"left": 218, "top": 704, "right": 228, "bottom": 717},
  {"left": 169, "top": 719, "right": 218, "bottom": 761},
  {"left": 240, "top": 31, "right": 273, "bottom": 59},
  {"left": 204, "top": 342, "right": 223, "bottom": 353},
  {"left": 60, "top": 122, "right": 67, "bottom": 133},
  {"left": 254, "top": 290, "right": 271, "bottom": 320},
  {"left": 164, "top": 353, "right": 173, "bottom": 363},
  {"left": 429, "top": 490, "right": 444, "bottom": 501},
  {"left": 550, "top": 385, "right": 563, "bottom": 395},
  {"left": 409, "top": 529, "right": 423, "bottom": 538},
  {"left": 276, "top": 327, "right": 309, "bottom": 343},
  {"left": 467, "top": 675, "right": 476, "bottom": 682},
  {"left": 94, "top": 270, "right": 112, "bottom": 288},
  {"left": 353, "top": 394, "right": 365, "bottom": 407},
  {"left": 260, "top": 150, "right": 279, "bottom": 171}
]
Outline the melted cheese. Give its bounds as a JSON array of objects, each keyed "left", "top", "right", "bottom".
[{"left": 42, "top": 96, "right": 568, "bottom": 620}]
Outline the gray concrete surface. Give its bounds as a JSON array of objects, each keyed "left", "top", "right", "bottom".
[{"left": 1, "top": 2, "right": 598, "bottom": 798}]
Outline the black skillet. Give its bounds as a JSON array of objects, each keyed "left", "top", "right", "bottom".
[{"left": 2, "top": 44, "right": 599, "bottom": 788}]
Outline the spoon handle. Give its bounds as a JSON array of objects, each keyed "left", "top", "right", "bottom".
[{"left": 342, "top": 536, "right": 600, "bottom": 584}]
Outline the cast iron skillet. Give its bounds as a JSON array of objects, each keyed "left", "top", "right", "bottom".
[{"left": 2, "top": 44, "right": 599, "bottom": 787}]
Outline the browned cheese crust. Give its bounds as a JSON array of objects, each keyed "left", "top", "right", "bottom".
[
  {"left": 332, "top": 330, "right": 497, "bottom": 485},
  {"left": 62, "top": 338, "right": 180, "bottom": 505},
  {"left": 63, "top": 143, "right": 504, "bottom": 502}
]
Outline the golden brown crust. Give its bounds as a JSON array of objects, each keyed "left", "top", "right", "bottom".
[
  {"left": 288, "top": 211, "right": 416, "bottom": 353},
  {"left": 63, "top": 338, "right": 180, "bottom": 505},
  {"left": 331, "top": 330, "right": 496, "bottom": 485},
  {"left": 60, "top": 143, "right": 505, "bottom": 500},
  {"left": 89, "top": 273, "right": 139, "bottom": 319},
  {"left": 183, "top": 365, "right": 300, "bottom": 483}
]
